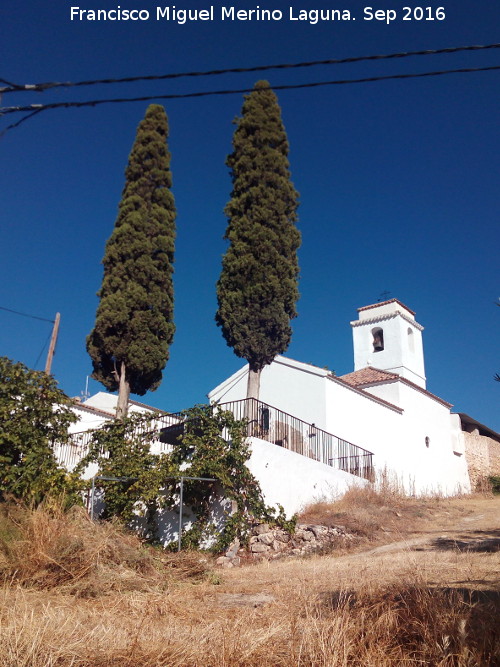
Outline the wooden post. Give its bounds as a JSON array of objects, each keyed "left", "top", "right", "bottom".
[{"left": 44, "top": 312, "right": 60, "bottom": 375}]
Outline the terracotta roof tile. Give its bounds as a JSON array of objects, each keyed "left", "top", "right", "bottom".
[
  {"left": 338, "top": 367, "right": 452, "bottom": 408},
  {"left": 339, "top": 367, "right": 398, "bottom": 387}
]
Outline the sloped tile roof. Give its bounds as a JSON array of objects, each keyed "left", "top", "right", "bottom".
[
  {"left": 458, "top": 413, "right": 500, "bottom": 442},
  {"left": 339, "top": 367, "right": 452, "bottom": 408},
  {"left": 339, "top": 367, "right": 399, "bottom": 387}
]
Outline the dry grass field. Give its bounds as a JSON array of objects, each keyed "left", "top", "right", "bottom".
[{"left": 0, "top": 488, "right": 499, "bottom": 666}]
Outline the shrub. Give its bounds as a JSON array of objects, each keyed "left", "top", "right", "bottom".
[
  {"left": 0, "top": 357, "right": 78, "bottom": 505},
  {"left": 76, "top": 405, "right": 293, "bottom": 550},
  {"left": 489, "top": 476, "right": 500, "bottom": 495}
]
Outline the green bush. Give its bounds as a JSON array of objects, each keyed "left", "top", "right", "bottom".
[
  {"left": 489, "top": 476, "right": 500, "bottom": 494},
  {"left": 0, "top": 357, "right": 78, "bottom": 505},
  {"left": 77, "top": 405, "right": 295, "bottom": 550}
]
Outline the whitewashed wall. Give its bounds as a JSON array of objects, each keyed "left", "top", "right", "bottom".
[
  {"left": 210, "top": 356, "right": 471, "bottom": 496},
  {"left": 394, "top": 383, "right": 469, "bottom": 494},
  {"left": 324, "top": 376, "right": 403, "bottom": 471},
  {"left": 209, "top": 356, "right": 329, "bottom": 427},
  {"left": 347, "top": 380, "right": 470, "bottom": 494},
  {"left": 69, "top": 392, "right": 153, "bottom": 435},
  {"left": 69, "top": 405, "right": 112, "bottom": 434},
  {"left": 247, "top": 436, "right": 367, "bottom": 517},
  {"left": 256, "top": 357, "right": 328, "bottom": 426}
]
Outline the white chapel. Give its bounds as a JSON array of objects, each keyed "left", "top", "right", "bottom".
[
  {"left": 66, "top": 299, "right": 500, "bottom": 514},
  {"left": 209, "top": 299, "right": 473, "bottom": 496}
]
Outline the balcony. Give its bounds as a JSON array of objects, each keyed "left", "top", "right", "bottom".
[
  {"left": 214, "top": 398, "right": 374, "bottom": 481},
  {"left": 58, "top": 398, "right": 374, "bottom": 481}
]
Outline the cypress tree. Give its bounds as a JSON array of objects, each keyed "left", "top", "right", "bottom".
[
  {"left": 216, "top": 81, "right": 301, "bottom": 399},
  {"left": 87, "top": 104, "right": 176, "bottom": 418}
]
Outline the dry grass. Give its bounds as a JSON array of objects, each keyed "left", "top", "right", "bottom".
[
  {"left": 1, "top": 558, "right": 498, "bottom": 666},
  {"left": 0, "top": 501, "right": 210, "bottom": 596},
  {"left": 298, "top": 479, "right": 473, "bottom": 547},
  {"left": 0, "top": 494, "right": 499, "bottom": 666}
]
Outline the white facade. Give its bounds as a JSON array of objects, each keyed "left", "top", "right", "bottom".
[
  {"left": 247, "top": 437, "right": 367, "bottom": 515},
  {"left": 352, "top": 299, "right": 426, "bottom": 388},
  {"left": 210, "top": 299, "right": 472, "bottom": 496},
  {"left": 65, "top": 300, "right": 484, "bottom": 516},
  {"left": 69, "top": 392, "right": 165, "bottom": 435}
]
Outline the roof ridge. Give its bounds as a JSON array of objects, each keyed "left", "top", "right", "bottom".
[
  {"left": 72, "top": 401, "right": 115, "bottom": 418},
  {"left": 339, "top": 367, "right": 399, "bottom": 383},
  {"left": 358, "top": 298, "right": 416, "bottom": 316}
]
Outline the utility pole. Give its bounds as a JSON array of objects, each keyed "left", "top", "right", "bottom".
[{"left": 44, "top": 312, "right": 60, "bottom": 375}]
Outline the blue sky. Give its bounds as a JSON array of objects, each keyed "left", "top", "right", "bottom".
[{"left": 1, "top": 0, "right": 499, "bottom": 432}]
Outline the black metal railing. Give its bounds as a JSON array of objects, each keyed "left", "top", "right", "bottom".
[
  {"left": 215, "top": 398, "right": 374, "bottom": 481},
  {"left": 57, "top": 399, "right": 374, "bottom": 481}
]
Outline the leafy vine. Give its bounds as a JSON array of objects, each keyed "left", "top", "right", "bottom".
[{"left": 76, "top": 404, "right": 295, "bottom": 550}]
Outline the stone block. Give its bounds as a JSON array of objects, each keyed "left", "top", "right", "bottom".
[
  {"left": 226, "top": 537, "right": 240, "bottom": 557},
  {"left": 301, "top": 530, "right": 314, "bottom": 542},
  {"left": 216, "top": 556, "right": 230, "bottom": 566},
  {"left": 310, "top": 525, "right": 328, "bottom": 539},
  {"left": 254, "top": 524, "right": 271, "bottom": 535},
  {"left": 274, "top": 530, "right": 291, "bottom": 543}
]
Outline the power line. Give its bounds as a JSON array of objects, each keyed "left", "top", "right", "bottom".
[
  {"left": 1, "top": 43, "right": 499, "bottom": 94},
  {"left": 33, "top": 328, "right": 53, "bottom": 369},
  {"left": 3, "top": 109, "right": 44, "bottom": 132},
  {"left": 0, "top": 77, "right": 19, "bottom": 89},
  {"left": 1, "top": 65, "right": 499, "bottom": 136},
  {"left": 0, "top": 305, "right": 55, "bottom": 323}
]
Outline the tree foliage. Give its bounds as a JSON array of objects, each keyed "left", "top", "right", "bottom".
[
  {"left": 216, "top": 81, "right": 301, "bottom": 395},
  {"left": 87, "top": 104, "right": 176, "bottom": 416},
  {"left": 75, "top": 412, "right": 176, "bottom": 530},
  {"left": 77, "top": 406, "right": 294, "bottom": 550},
  {"left": 0, "top": 357, "right": 77, "bottom": 505},
  {"left": 171, "top": 405, "right": 293, "bottom": 551}
]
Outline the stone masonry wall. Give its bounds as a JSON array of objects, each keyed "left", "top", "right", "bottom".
[
  {"left": 490, "top": 436, "right": 500, "bottom": 477},
  {"left": 216, "top": 523, "right": 356, "bottom": 568},
  {"left": 464, "top": 432, "right": 500, "bottom": 489}
]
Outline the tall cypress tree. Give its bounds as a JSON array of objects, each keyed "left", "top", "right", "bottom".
[
  {"left": 87, "top": 104, "right": 176, "bottom": 417},
  {"left": 216, "top": 81, "right": 301, "bottom": 399}
]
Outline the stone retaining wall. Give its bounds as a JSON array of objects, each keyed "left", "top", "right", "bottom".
[
  {"left": 216, "top": 522, "right": 356, "bottom": 568},
  {"left": 464, "top": 432, "right": 500, "bottom": 489}
]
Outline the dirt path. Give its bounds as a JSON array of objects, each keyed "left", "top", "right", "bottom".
[
  {"left": 363, "top": 498, "right": 500, "bottom": 556},
  {"left": 222, "top": 497, "right": 500, "bottom": 597}
]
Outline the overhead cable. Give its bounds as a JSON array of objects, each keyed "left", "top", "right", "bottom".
[
  {"left": 33, "top": 329, "right": 54, "bottom": 369},
  {"left": 1, "top": 43, "right": 499, "bottom": 94},
  {"left": 0, "top": 305, "right": 55, "bottom": 324},
  {"left": 1, "top": 65, "right": 499, "bottom": 132}
]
